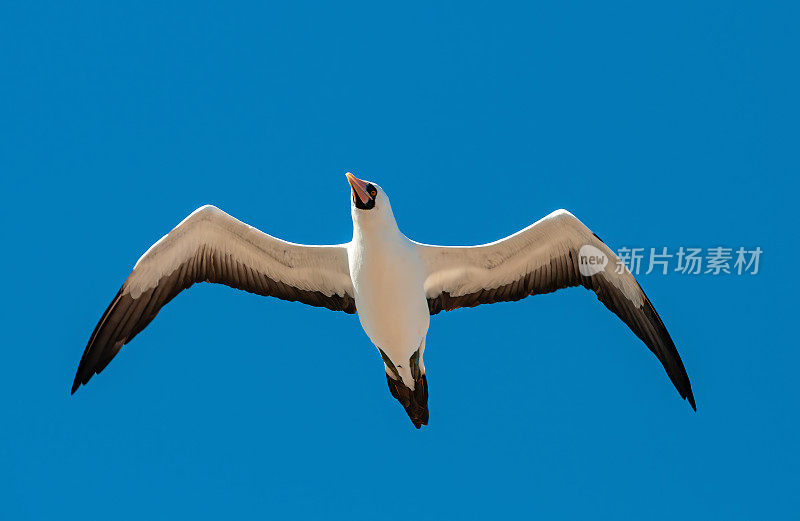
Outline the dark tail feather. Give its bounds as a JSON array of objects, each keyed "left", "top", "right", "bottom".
[{"left": 386, "top": 373, "right": 429, "bottom": 428}]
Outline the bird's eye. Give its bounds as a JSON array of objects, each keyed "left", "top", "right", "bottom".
[{"left": 370, "top": 190, "right": 377, "bottom": 197}]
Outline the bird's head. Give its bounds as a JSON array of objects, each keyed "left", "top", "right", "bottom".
[{"left": 346, "top": 172, "right": 396, "bottom": 227}]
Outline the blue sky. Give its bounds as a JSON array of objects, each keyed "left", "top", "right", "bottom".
[{"left": 1, "top": 2, "right": 797, "bottom": 519}]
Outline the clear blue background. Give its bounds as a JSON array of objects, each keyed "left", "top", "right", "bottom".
[{"left": 1, "top": 2, "right": 797, "bottom": 519}]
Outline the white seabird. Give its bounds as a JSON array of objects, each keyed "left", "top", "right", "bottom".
[{"left": 72, "top": 172, "right": 695, "bottom": 427}]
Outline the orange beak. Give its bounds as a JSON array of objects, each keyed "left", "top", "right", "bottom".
[{"left": 346, "top": 172, "right": 371, "bottom": 205}]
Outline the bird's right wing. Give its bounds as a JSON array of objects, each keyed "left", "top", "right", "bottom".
[
  {"left": 72, "top": 205, "right": 355, "bottom": 393},
  {"left": 415, "top": 209, "right": 695, "bottom": 410}
]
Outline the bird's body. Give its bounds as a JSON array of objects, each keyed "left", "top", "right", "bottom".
[
  {"left": 72, "top": 173, "right": 696, "bottom": 428},
  {"left": 349, "top": 200, "right": 429, "bottom": 388}
]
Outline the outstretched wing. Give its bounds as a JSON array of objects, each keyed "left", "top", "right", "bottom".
[
  {"left": 415, "top": 209, "right": 695, "bottom": 410},
  {"left": 73, "top": 205, "right": 355, "bottom": 393}
]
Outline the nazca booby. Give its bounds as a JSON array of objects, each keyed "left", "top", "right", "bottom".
[{"left": 72, "top": 173, "right": 695, "bottom": 427}]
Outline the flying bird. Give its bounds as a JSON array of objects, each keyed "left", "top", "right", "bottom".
[{"left": 72, "top": 173, "right": 695, "bottom": 427}]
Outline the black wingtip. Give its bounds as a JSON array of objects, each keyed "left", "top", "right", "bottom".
[
  {"left": 70, "top": 371, "right": 86, "bottom": 395},
  {"left": 687, "top": 392, "right": 697, "bottom": 412}
]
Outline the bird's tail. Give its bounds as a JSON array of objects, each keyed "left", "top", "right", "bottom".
[{"left": 386, "top": 373, "right": 429, "bottom": 428}]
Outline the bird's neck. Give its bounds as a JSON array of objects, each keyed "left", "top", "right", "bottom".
[{"left": 351, "top": 211, "right": 403, "bottom": 245}]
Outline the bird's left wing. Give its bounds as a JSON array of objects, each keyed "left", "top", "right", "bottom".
[
  {"left": 414, "top": 209, "right": 695, "bottom": 409},
  {"left": 72, "top": 205, "right": 355, "bottom": 393}
]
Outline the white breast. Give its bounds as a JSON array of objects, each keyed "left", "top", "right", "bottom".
[{"left": 348, "top": 231, "right": 430, "bottom": 363}]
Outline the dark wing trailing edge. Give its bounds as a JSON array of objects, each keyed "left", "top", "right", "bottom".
[
  {"left": 72, "top": 205, "right": 355, "bottom": 394},
  {"left": 415, "top": 209, "right": 695, "bottom": 410}
]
